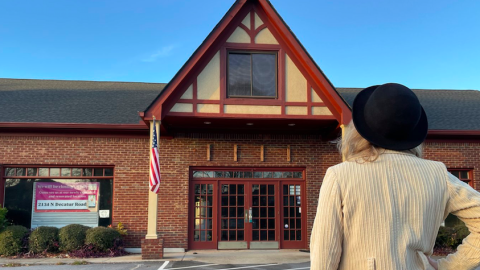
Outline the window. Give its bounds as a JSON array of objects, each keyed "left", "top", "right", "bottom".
[
  {"left": 2, "top": 166, "right": 113, "bottom": 229},
  {"left": 449, "top": 169, "right": 473, "bottom": 187},
  {"left": 227, "top": 52, "right": 277, "bottom": 98},
  {"left": 445, "top": 169, "right": 474, "bottom": 227},
  {"left": 192, "top": 170, "right": 303, "bottom": 179}
]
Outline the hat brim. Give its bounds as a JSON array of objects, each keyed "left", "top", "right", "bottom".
[{"left": 352, "top": 86, "right": 428, "bottom": 151}]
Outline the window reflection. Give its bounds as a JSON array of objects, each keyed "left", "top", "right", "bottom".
[{"left": 192, "top": 170, "right": 304, "bottom": 179}]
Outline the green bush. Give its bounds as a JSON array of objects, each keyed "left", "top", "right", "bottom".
[
  {"left": 85, "top": 227, "right": 120, "bottom": 251},
  {"left": 0, "top": 225, "right": 29, "bottom": 256},
  {"left": 58, "top": 224, "right": 89, "bottom": 252},
  {"left": 436, "top": 223, "right": 470, "bottom": 250},
  {"left": 29, "top": 226, "right": 59, "bottom": 253},
  {"left": 0, "top": 208, "right": 8, "bottom": 232}
]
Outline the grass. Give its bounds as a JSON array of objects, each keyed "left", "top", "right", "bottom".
[
  {"left": 71, "top": 261, "right": 89, "bottom": 265},
  {"left": 55, "top": 262, "right": 66, "bottom": 265}
]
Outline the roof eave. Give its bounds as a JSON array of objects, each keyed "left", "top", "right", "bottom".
[
  {"left": 142, "top": 0, "right": 247, "bottom": 118},
  {"left": 0, "top": 122, "right": 148, "bottom": 130}
]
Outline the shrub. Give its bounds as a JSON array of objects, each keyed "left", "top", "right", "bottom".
[
  {"left": 0, "top": 208, "right": 8, "bottom": 232},
  {"left": 114, "top": 222, "right": 128, "bottom": 236},
  {"left": 29, "top": 226, "right": 59, "bottom": 253},
  {"left": 435, "top": 223, "right": 470, "bottom": 250},
  {"left": 0, "top": 225, "right": 29, "bottom": 256},
  {"left": 85, "top": 227, "right": 121, "bottom": 251},
  {"left": 58, "top": 224, "right": 89, "bottom": 252}
]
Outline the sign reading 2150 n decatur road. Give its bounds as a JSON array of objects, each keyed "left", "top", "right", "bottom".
[{"left": 35, "top": 182, "right": 99, "bottom": 212}]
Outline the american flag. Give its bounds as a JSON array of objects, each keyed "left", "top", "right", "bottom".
[{"left": 149, "top": 118, "right": 161, "bottom": 193}]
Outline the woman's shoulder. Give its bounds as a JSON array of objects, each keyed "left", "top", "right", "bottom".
[{"left": 329, "top": 155, "right": 448, "bottom": 172}]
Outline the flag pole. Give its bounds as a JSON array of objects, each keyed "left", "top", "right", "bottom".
[{"left": 146, "top": 116, "right": 159, "bottom": 239}]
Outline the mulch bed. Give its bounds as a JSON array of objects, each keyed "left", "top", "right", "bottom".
[
  {"left": 433, "top": 247, "right": 455, "bottom": 256},
  {"left": 2, "top": 245, "right": 128, "bottom": 259}
]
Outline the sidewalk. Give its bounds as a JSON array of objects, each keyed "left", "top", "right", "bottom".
[{"left": 0, "top": 249, "right": 311, "bottom": 266}]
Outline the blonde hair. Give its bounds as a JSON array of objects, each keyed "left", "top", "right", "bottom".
[{"left": 338, "top": 121, "right": 423, "bottom": 162}]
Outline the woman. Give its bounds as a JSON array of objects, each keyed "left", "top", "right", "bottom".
[{"left": 310, "top": 83, "right": 480, "bottom": 270}]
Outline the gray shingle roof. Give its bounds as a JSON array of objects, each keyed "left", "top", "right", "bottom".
[
  {"left": 0, "top": 78, "right": 165, "bottom": 124},
  {"left": 337, "top": 88, "right": 480, "bottom": 130},
  {"left": 0, "top": 78, "right": 479, "bottom": 130}
]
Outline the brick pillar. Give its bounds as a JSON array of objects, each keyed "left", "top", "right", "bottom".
[{"left": 141, "top": 238, "right": 164, "bottom": 260}]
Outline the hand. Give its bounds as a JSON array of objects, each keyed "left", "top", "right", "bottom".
[{"left": 427, "top": 256, "right": 438, "bottom": 270}]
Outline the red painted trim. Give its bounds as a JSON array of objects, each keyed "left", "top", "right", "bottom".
[
  {"left": 177, "top": 99, "right": 219, "bottom": 105},
  {"left": 0, "top": 122, "right": 149, "bottom": 138},
  {"left": 223, "top": 99, "right": 280, "bottom": 105},
  {"left": 220, "top": 47, "right": 227, "bottom": 114},
  {"left": 239, "top": 9, "right": 256, "bottom": 43},
  {"left": 219, "top": 100, "right": 324, "bottom": 106},
  {"left": 193, "top": 79, "right": 198, "bottom": 114},
  {"left": 428, "top": 130, "right": 480, "bottom": 136},
  {"left": 249, "top": 10, "right": 255, "bottom": 43},
  {"left": 238, "top": 23, "right": 253, "bottom": 43},
  {"left": 255, "top": 0, "right": 350, "bottom": 124},
  {"left": 2, "top": 164, "right": 114, "bottom": 170},
  {"left": 0, "top": 132, "right": 149, "bottom": 139},
  {"left": 167, "top": 112, "right": 335, "bottom": 120},
  {"left": 145, "top": 0, "right": 349, "bottom": 129},
  {"left": 426, "top": 130, "right": 480, "bottom": 141},
  {"left": 0, "top": 122, "right": 148, "bottom": 130},
  {"left": 280, "top": 181, "right": 307, "bottom": 249},
  {"left": 0, "top": 166, "right": 4, "bottom": 207},
  {"left": 250, "top": 9, "right": 255, "bottom": 30},
  {"left": 307, "top": 82, "right": 312, "bottom": 116},
  {"left": 278, "top": 49, "right": 286, "bottom": 115},
  {"left": 253, "top": 24, "right": 267, "bottom": 38},
  {"left": 192, "top": 166, "right": 305, "bottom": 172},
  {"left": 224, "top": 43, "right": 281, "bottom": 50},
  {"left": 188, "top": 180, "right": 218, "bottom": 249},
  {"left": 189, "top": 167, "right": 307, "bottom": 249},
  {"left": 146, "top": 0, "right": 249, "bottom": 120}
]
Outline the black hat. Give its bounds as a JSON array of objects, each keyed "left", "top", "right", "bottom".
[{"left": 352, "top": 83, "right": 428, "bottom": 151}]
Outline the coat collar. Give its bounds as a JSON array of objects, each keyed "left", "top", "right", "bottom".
[{"left": 380, "top": 149, "right": 417, "bottom": 157}]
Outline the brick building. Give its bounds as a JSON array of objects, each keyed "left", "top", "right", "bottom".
[{"left": 1, "top": 0, "right": 479, "bottom": 255}]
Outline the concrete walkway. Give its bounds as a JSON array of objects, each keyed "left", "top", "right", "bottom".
[{"left": 0, "top": 249, "right": 311, "bottom": 266}]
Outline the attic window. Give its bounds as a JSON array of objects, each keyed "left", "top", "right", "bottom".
[{"left": 227, "top": 52, "right": 277, "bottom": 98}]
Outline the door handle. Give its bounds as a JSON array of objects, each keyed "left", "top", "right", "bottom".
[{"left": 245, "top": 210, "right": 248, "bottom": 223}]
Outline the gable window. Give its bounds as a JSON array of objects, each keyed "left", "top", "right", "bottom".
[{"left": 227, "top": 52, "right": 277, "bottom": 98}]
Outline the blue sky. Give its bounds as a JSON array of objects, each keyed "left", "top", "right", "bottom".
[{"left": 0, "top": 0, "right": 479, "bottom": 90}]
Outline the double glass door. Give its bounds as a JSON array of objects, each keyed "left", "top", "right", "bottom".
[
  {"left": 189, "top": 169, "right": 305, "bottom": 250},
  {"left": 218, "top": 182, "right": 278, "bottom": 249}
]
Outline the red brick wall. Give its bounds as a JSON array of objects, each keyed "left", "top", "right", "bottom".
[
  {"left": 0, "top": 135, "right": 150, "bottom": 247},
  {"left": 157, "top": 133, "right": 342, "bottom": 249},
  {"left": 156, "top": 137, "right": 480, "bottom": 250},
  {"left": 424, "top": 142, "right": 480, "bottom": 189},
  {"left": 1, "top": 134, "right": 479, "bottom": 250}
]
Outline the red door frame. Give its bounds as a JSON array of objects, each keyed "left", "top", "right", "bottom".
[
  {"left": 243, "top": 181, "right": 280, "bottom": 248},
  {"left": 189, "top": 167, "right": 307, "bottom": 250},
  {"left": 188, "top": 181, "right": 218, "bottom": 249},
  {"left": 217, "top": 180, "right": 250, "bottom": 247},
  {"left": 280, "top": 181, "right": 307, "bottom": 249}
]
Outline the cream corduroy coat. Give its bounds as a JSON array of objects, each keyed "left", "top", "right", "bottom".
[{"left": 310, "top": 150, "right": 480, "bottom": 270}]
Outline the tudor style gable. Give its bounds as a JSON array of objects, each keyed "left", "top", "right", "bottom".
[{"left": 144, "top": 0, "right": 351, "bottom": 134}]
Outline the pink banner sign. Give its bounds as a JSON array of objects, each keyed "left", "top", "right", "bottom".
[{"left": 35, "top": 182, "right": 99, "bottom": 212}]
